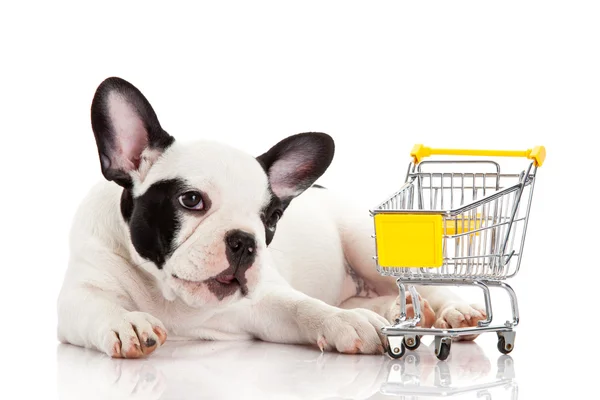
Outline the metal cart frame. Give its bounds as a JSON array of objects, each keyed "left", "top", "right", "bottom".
[{"left": 370, "top": 144, "right": 545, "bottom": 360}]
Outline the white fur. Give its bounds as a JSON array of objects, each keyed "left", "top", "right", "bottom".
[{"left": 57, "top": 138, "right": 483, "bottom": 357}]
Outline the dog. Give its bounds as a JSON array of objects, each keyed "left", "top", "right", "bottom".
[{"left": 57, "top": 77, "right": 487, "bottom": 358}]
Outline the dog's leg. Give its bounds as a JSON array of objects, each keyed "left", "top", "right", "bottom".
[
  {"left": 245, "top": 284, "right": 389, "bottom": 354},
  {"left": 333, "top": 204, "right": 487, "bottom": 340},
  {"left": 58, "top": 284, "right": 168, "bottom": 358},
  {"left": 413, "top": 285, "right": 488, "bottom": 340},
  {"left": 338, "top": 295, "right": 436, "bottom": 328}
]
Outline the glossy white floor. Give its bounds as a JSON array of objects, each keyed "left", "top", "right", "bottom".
[
  {"left": 3, "top": 2, "right": 599, "bottom": 399},
  {"left": 54, "top": 325, "right": 583, "bottom": 400}
]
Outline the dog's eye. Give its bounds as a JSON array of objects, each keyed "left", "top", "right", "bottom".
[
  {"left": 266, "top": 210, "right": 282, "bottom": 230},
  {"left": 178, "top": 191, "right": 204, "bottom": 210}
]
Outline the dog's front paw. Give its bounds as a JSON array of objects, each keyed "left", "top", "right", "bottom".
[
  {"left": 434, "top": 302, "right": 487, "bottom": 341},
  {"left": 102, "top": 312, "right": 168, "bottom": 358},
  {"left": 385, "top": 292, "right": 436, "bottom": 328},
  {"left": 317, "top": 309, "right": 387, "bottom": 354}
]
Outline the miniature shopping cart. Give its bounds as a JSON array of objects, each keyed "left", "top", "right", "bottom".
[{"left": 370, "top": 144, "right": 545, "bottom": 361}]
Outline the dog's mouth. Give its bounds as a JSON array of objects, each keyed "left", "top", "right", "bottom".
[
  {"left": 171, "top": 273, "right": 240, "bottom": 286},
  {"left": 171, "top": 271, "right": 248, "bottom": 300},
  {"left": 213, "top": 274, "right": 239, "bottom": 285}
]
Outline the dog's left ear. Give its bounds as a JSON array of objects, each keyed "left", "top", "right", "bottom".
[
  {"left": 90, "top": 77, "right": 174, "bottom": 188},
  {"left": 257, "top": 132, "right": 335, "bottom": 202}
]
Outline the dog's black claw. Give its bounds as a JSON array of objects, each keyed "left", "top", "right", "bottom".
[{"left": 145, "top": 338, "right": 157, "bottom": 347}]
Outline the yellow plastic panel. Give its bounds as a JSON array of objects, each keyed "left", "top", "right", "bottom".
[
  {"left": 444, "top": 215, "right": 482, "bottom": 235},
  {"left": 374, "top": 213, "right": 443, "bottom": 268}
]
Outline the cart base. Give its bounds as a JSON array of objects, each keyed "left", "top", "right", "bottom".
[
  {"left": 383, "top": 279, "right": 519, "bottom": 360},
  {"left": 384, "top": 328, "right": 516, "bottom": 361}
]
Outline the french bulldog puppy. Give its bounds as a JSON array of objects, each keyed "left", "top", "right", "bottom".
[{"left": 57, "top": 77, "right": 486, "bottom": 358}]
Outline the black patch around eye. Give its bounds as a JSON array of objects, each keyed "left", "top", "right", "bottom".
[
  {"left": 124, "top": 179, "right": 187, "bottom": 268},
  {"left": 120, "top": 188, "right": 134, "bottom": 222},
  {"left": 260, "top": 186, "right": 284, "bottom": 246}
]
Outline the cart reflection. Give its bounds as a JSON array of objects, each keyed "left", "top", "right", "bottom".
[
  {"left": 376, "top": 340, "right": 517, "bottom": 399},
  {"left": 56, "top": 338, "right": 516, "bottom": 400}
]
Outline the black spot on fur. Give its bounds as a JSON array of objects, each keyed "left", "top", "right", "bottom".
[
  {"left": 260, "top": 187, "right": 285, "bottom": 246},
  {"left": 127, "top": 179, "right": 186, "bottom": 268},
  {"left": 120, "top": 189, "right": 134, "bottom": 222}
]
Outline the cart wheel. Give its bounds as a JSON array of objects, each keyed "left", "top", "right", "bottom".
[
  {"left": 435, "top": 337, "right": 451, "bottom": 361},
  {"left": 387, "top": 343, "right": 406, "bottom": 359},
  {"left": 497, "top": 332, "right": 515, "bottom": 355},
  {"left": 403, "top": 335, "right": 421, "bottom": 351},
  {"left": 497, "top": 336, "right": 514, "bottom": 354}
]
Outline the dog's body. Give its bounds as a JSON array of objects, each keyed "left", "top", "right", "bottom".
[{"left": 57, "top": 78, "right": 486, "bottom": 358}]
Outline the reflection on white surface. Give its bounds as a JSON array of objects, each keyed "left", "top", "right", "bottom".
[
  {"left": 373, "top": 342, "right": 517, "bottom": 399},
  {"left": 57, "top": 338, "right": 517, "bottom": 399}
]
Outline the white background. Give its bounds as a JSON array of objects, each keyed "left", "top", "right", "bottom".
[{"left": 1, "top": 1, "right": 598, "bottom": 399}]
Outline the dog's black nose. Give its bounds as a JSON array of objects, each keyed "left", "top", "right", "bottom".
[
  {"left": 225, "top": 230, "right": 257, "bottom": 270},
  {"left": 226, "top": 230, "right": 256, "bottom": 253}
]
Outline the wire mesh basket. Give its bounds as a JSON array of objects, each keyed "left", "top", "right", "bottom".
[
  {"left": 370, "top": 144, "right": 545, "bottom": 360},
  {"left": 371, "top": 158, "right": 538, "bottom": 281}
]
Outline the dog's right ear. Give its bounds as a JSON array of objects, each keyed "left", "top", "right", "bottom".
[{"left": 90, "top": 77, "right": 174, "bottom": 188}]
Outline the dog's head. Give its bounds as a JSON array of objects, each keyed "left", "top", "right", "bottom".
[{"left": 90, "top": 77, "right": 334, "bottom": 307}]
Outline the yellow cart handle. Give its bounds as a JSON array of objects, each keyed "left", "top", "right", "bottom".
[{"left": 410, "top": 144, "right": 546, "bottom": 167}]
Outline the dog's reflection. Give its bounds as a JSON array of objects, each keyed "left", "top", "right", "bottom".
[
  {"left": 57, "top": 339, "right": 387, "bottom": 400},
  {"left": 57, "top": 345, "right": 166, "bottom": 400},
  {"left": 57, "top": 339, "right": 516, "bottom": 400},
  {"left": 375, "top": 340, "right": 518, "bottom": 399}
]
